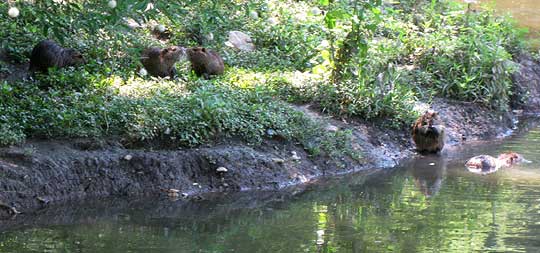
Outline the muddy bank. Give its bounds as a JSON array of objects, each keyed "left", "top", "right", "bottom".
[
  {"left": 0, "top": 168, "right": 385, "bottom": 232},
  {"left": 512, "top": 54, "right": 540, "bottom": 110},
  {"left": 0, "top": 55, "right": 539, "bottom": 218}
]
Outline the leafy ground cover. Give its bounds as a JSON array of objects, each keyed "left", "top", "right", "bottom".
[{"left": 0, "top": 0, "right": 527, "bottom": 156}]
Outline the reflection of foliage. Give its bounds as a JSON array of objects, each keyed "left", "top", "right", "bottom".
[{"left": 0, "top": 168, "right": 534, "bottom": 252}]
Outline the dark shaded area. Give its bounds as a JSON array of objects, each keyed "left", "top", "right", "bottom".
[
  {"left": 0, "top": 139, "right": 357, "bottom": 218},
  {"left": 0, "top": 49, "right": 28, "bottom": 83},
  {"left": 512, "top": 54, "right": 540, "bottom": 110}
]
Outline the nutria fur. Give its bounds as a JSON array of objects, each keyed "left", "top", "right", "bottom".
[
  {"left": 141, "top": 46, "right": 183, "bottom": 78},
  {"left": 411, "top": 111, "right": 445, "bottom": 154},
  {"left": 465, "top": 155, "right": 499, "bottom": 173},
  {"left": 497, "top": 152, "right": 526, "bottom": 167},
  {"left": 466, "top": 152, "right": 527, "bottom": 174},
  {"left": 29, "top": 40, "right": 85, "bottom": 73},
  {"left": 186, "top": 47, "right": 224, "bottom": 79}
]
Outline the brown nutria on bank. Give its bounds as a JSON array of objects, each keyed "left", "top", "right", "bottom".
[
  {"left": 29, "top": 40, "right": 85, "bottom": 73},
  {"left": 411, "top": 111, "right": 445, "bottom": 154},
  {"left": 140, "top": 46, "right": 183, "bottom": 78},
  {"left": 186, "top": 47, "right": 224, "bottom": 79}
]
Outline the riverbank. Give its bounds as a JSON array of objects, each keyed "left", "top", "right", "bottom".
[
  {"left": 1, "top": 0, "right": 538, "bottom": 218},
  {"left": 1, "top": 54, "right": 539, "bottom": 218}
]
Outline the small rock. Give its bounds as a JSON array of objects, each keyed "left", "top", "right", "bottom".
[
  {"left": 154, "top": 24, "right": 166, "bottom": 33},
  {"left": 164, "top": 188, "right": 180, "bottom": 197},
  {"left": 291, "top": 151, "right": 301, "bottom": 161},
  {"left": 139, "top": 68, "right": 148, "bottom": 76},
  {"left": 124, "top": 18, "right": 141, "bottom": 29},
  {"left": 249, "top": 10, "right": 259, "bottom": 19},
  {"left": 216, "top": 167, "right": 228, "bottom": 173},
  {"left": 266, "top": 129, "right": 276, "bottom": 136},
  {"left": 8, "top": 7, "right": 19, "bottom": 18},
  {"left": 325, "top": 125, "right": 339, "bottom": 132},
  {"left": 272, "top": 158, "right": 285, "bottom": 164},
  {"left": 124, "top": 154, "right": 133, "bottom": 161},
  {"left": 311, "top": 7, "right": 322, "bottom": 15},
  {"left": 181, "top": 193, "right": 189, "bottom": 198},
  {"left": 36, "top": 196, "right": 50, "bottom": 204},
  {"left": 167, "top": 189, "right": 180, "bottom": 193},
  {"left": 268, "top": 17, "right": 279, "bottom": 25},
  {"left": 226, "top": 31, "right": 255, "bottom": 52},
  {"left": 108, "top": 0, "right": 117, "bottom": 9}
]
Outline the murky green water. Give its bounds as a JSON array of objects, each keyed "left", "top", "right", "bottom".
[
  {"left": 0, "top": 121, "right": 539, "bottom": 252},
  {"left": 476, "top": 0, "right": 540, "bottom": 47}
]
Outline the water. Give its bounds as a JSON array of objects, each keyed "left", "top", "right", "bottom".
[
  {"left": 0, "top": 120, "right": 539, "bottom": 252},
  {"left": 476, "top": 0, "right": 540, "bottom": 47}
]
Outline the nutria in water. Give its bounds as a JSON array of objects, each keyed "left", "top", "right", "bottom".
[{"left": 465, "top": 152, "right": 529, "bottom": 174}]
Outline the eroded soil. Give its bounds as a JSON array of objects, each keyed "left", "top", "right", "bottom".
[{"left": 0, "top": 53, "right": 539, "bottom": 219}]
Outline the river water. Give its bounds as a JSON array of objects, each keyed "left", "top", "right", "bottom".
[
  {"left": 0, "top": 121, "right": 539, "bottom": 252},
  {"left": 477, "top": 0, "right": 540, "bottom": 47}
]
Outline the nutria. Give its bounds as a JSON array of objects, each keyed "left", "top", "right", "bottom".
[
  {"left": 411, "top": 111, "right": 445, "bottom": 154},
  {"left": 29, "top": 39, "right": 85, "bottom": 73},
  {"left": 140, "top": 46, "right": 183, "bottom": 78},
  {"left": 186, "top": 47, "right": 224, "bottom": 79},
  {"left": 465, "top": 152, "right": 528, "bottom": 174},
  {"left": 411, "top": 156, "right": 446, "bottom": 197}
]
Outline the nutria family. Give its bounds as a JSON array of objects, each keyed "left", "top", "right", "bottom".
[
  {"left": 465, "top": 152, "right": 528, "bottom": 174},
  {"left": 186, "top": 47, "right": 224, "bottom": 79},
  {"left": 140, "top": 46, "right": 183, "bottom": 78},
  {"left": 29, "top": 39, "right": 85, "bottom": 73},
  {"left": 411, "top": 111, "right": 445, "bottom": 154}
]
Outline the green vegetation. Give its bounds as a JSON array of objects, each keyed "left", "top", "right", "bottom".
[{"left": 0, "top": 0, "right": 527, "bottom": 154}]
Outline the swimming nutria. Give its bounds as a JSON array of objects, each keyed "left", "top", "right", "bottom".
[
  {"left": 140, "top": 46, "right": 183, "bottom": 78},
  {"left": 29, "top": 40, "right": 85, "bottom": 73},
  {"left": 465, "top": 152, "right": 528, "bottom": 174},
  {"left": 186, "top": 47, "right": 224, "bottom": 79},
  {"left": 411, "top": 111, "right": 445, "bottom": 154}
]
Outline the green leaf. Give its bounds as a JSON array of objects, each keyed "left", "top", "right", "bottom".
[{"left": 319, "top": 0, "right": 330, "bottom": 6}]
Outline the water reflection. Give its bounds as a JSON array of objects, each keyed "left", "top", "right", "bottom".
[
  {"left": 476, "top": 0, "right": 540, "bottom": 47},
  {"left": 409, "top": 155, "right": 446, "bottom": 197},
  {"left": 1, "top": 123, "right": 540, "bottom": 252}
]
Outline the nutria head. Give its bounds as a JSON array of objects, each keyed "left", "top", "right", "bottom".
[
  {"left": 63, "top": 48, "right": 85, "bottom": 66},
  {"left": 161, "top": 46, "right": 183, "bottom": 62},
  {"left": 186, "top": 47, "right": 208, "bottom": 59},
  {"left": 497, "top": 152, "right": 522, "bottom": 166},
  {"left": 421, "top": 111, "right": 438, "bottom": 126}
]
